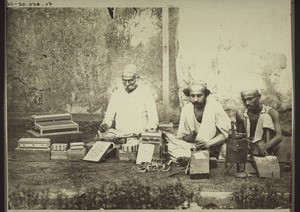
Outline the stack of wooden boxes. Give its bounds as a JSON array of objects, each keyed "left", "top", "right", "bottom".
[
  {"left": 50, "top": 143, "right": 68, "bottom": 160},
  {"left": 67, "top": 142, "right": 86, "bottom": 160},
  {"left": 27, "top": 113, "right": 83, "bottom": 143},
  {"left": 119, "top": 138, "right": 139, "bottom": 162}
]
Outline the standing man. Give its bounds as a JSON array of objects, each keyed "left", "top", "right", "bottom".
[
  {"left": 99, "top": 64, "right": 159, "bottom": 136},
  {"left": 236, "top": 89, "right": 282, "bottom": 156},
  {"left": 167, "top": 81, "right": 231, "bottom": 159}
]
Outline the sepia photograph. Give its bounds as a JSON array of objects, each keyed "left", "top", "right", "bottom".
[{"left": 5, "top": 0, "right": 294, "bottom": 211}]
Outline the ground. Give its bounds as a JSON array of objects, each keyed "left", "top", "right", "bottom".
[{"left": 6, "top": 119, "right": 292, "bottom": 209}]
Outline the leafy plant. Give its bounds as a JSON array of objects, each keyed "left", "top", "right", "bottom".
[
  {"left": 232, "top": 180, "right": 291, "bottom": 209},
  {"left": 8, "top": 178, "right": 193, "bottom": 210}
]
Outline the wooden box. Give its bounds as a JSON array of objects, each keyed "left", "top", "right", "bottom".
[
  {"left": 50, "top": 150, "right": 68, "bottom": 160},
  {"left": 190, "top": 150, "right": 210, "bottom": 179},
  {"left": 51, "top": 143, "right": 69, "bottom": 151},
  {"left": 140, "top": 129, "right": 162, "bottom": 143},
  {"left": 10, "top": 149, "right": 50, "bottom": 161},
  {"left": 119, "top": 149, "right": 137, "bottom": 162},
  {"left": 30, "top": 113, "right": 79, "bottom": 135},
  {"left": 209, "top": 157, "right": 217, "bottom": 169},
  {"left": 69, "top": 142, "right": 85, "bottom": 150},
  {"left": 121, "top": 139, "right": 139, "bottom": 152},
  {"left": 67, "top": 148, "right": 86, "bottom": 160},
  {"left": 16, "top": 138, "right": 51, "bottom": 149}
]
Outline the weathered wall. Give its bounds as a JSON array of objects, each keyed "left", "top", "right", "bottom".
[
  {"left": 6, "top": 7, "right": 165, "bottom": 119},
  {"left": 175, "top": 0, "right": 292, "bottom": 133},
  {"left": 6, "top": 2, "right": 292, "bottom": 134}
]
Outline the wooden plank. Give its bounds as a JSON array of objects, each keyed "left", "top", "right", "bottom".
[
  {"left": 253, "top": 155, "right": 281, "bottom": 179},
  {"left": 162, "top": 6, "right": 169, "bottom": 124}
]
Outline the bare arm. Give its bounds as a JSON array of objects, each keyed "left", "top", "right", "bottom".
[
  {"left": 195, "top": 128, "right": 226, "bottom": 149},
  {"left": 262, "top": 109, "right": 282, "bottom": 149},
  {"left": 208, "top": 131, "right": 227, "bottom": 147},
  {"left": 236, "top": 109, "right": 245, "bottom": 133},
  {"left": 101, "top": 93, "right": 117, "bottom": 129}
]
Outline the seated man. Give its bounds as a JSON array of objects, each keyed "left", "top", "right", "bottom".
[
  {"left": 236, "top": 89, "right": 282, "bottom": 156},
  {"left": 167, "top": 81, "right": 231, "bottom": 159},
  {"left": 99, "top": 64, "right": 159, "bottom": 136}
]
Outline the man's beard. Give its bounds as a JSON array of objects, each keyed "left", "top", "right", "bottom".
[
  {"left": 193, "top": 102, "right": 203, "bottom": 108},
  {"left": 192, "top": 98, "right": 206, "bottom": 108},
  {"left": 125, "top": 84, "right": 138, "bottom": 93}
]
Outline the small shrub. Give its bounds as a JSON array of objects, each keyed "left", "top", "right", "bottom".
[
  {"left": 8, "top": 178, "right": 193, "bottom": 209},
  {"left": 232, "top": 180, "right": 291, "bottom": 209}
]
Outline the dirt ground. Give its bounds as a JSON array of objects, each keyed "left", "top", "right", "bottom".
[{"left": 7, "top": 119, "right": 292, "bottom": 200}]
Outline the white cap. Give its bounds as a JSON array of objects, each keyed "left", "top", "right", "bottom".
[{"left": 122, "top": 64, "right": 138, "bottom": 77}]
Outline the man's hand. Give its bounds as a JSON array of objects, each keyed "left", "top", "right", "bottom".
[
  {"left": 251, "top": 141, "right": 268, "bottom": 157},
  {"left": 257, "top": 143, "right": 268, "bottom": 156},
  {"left": 182, "top": 131, "right": 197, "bottom": 143},
  {"left": 195, "top": 140, "right": 210, "bottom": 150},
  {"left": 99, "top": 123, "right": 109, "bottom": 133}
]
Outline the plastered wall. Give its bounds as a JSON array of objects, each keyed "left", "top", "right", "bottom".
[
  {"left": 6, "top": 3, "right": 292, "bottom": 134},
  {"left": 7, "top": 7, "right": 164, "bottom": 117},
  {"left": 174, "top": 1, "right": 292, "bottom": 133}
]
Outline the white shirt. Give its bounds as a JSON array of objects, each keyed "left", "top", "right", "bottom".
[
  {"left": 103, "top": 84, "right": 159, "bottom": 135},
  {"left": 177, "top": 96, "right": 231, "bottom": 141}
]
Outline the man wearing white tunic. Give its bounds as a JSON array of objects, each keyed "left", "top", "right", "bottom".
[
  {"left": 167, "top": 82, "right": 231, "bottom": 159},
  {"left": 99, "top": 64, "right": 159, "bottom": 135}
]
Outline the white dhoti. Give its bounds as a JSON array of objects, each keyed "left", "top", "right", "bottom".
[{"left": 164, "top": 132, "right": 194, "bottom": 159}]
